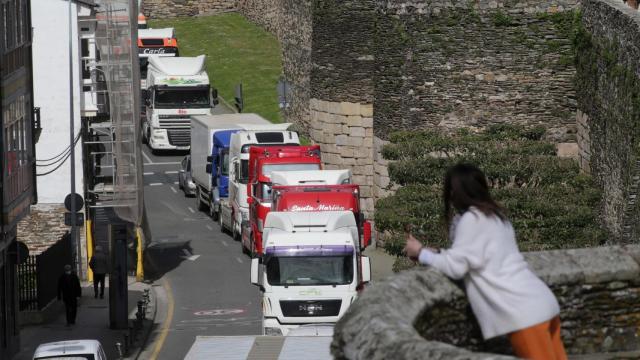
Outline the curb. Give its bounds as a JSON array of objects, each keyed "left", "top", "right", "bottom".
[{"left": 131, "top": 282, "right": 158, "bottom": 360}]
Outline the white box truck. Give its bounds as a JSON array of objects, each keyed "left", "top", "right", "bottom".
[
  {"left": 190, "top": 113, "right": 279, "bottom": 220},
  {"left": 142, "top": 55, "right": 216, "bottom": 152},
  {"left": 250, "top": 211, "right": 371, "bottom": 336},
  {"left": 221, "top": 127, "right": 299, "bottom": 239}
]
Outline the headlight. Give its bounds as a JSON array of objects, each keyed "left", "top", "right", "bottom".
[{"left": 264, "top": 327, "right": 283, "bottom": 336}]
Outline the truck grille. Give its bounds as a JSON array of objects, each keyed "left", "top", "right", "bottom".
[
  {"left": 158, "top": 119, "right": 190, "bottom": 129},
  {"left": 167, "top": 129, "right": 190, "bottom": 146},
  {"left": 279, "top": 300, "right": 341, "bottom": 317}
]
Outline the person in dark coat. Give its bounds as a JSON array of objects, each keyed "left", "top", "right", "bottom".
[
  {"left": 58, "top": 264, "right": 82, "bottom": 326},
  {"left": 89, "top": 245, "right": 108, "bottom": 299}
]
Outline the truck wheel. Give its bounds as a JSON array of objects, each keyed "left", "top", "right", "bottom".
[
  {"left": 209, "top": 201, "right": 219, "bottom": 221},
  {"left": 232, "top": 224, "right": 240, "bottom": 241}
]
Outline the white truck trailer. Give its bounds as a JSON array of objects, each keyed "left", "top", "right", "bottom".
[
  {"left": 142, "top": 55, "right": 215, "bottom": 152},
  {"left": 221, "top": 127, "right": 299, "bottom": 239},
  {"left": 190, "top": 113, "right": 277, "bottom": 219},
  {"left": 251, "top": 211, "right": 371, "bottom": 336},
  {"left": 184, "top": 335, "right": 332, "bottom": 360}
]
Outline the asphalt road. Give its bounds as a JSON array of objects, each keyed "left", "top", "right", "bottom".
[{"left": 142, "top": 104, "right": 262, "bottom": 360}]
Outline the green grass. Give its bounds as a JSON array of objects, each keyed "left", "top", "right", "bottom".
[{"left": 149, "top": 13, "right": 283, "bottom": 122}]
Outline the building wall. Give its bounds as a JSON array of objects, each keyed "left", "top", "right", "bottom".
[
  {"left": 576, "top": 0, "right": 640, "bottom": 243},
  {"left": 142, "top": 0, "right": 235, "bottom": 18},
  {"left": 31, "top": 0, "right": 84, "bottom": 205},
  {"left": 333, "top": 245, "right": 640, "bottom": 358}
]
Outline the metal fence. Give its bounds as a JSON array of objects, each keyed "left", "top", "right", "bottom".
[{"left": 17, "top": 235, "right": 73, "bottom": 311}]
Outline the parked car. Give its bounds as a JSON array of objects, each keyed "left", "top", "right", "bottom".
[
  {"left": 179, "top": 155, "right": 196, "bottom": 196},
  {"left": 33, "top": 339, "right": 107, "bottom": 360}
]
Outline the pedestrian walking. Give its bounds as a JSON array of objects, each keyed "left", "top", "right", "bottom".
[
  {"left": 89, "top": 245, "right": 108, "bottom": 299},
  {"left": 57, "top": 264, "right": 82, "bottom": 326},
  {"left": 403, "top": 163, "right": 567, "bottom": 360}
]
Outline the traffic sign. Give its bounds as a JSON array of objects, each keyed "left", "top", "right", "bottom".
[
  {"left": 64, "top": 193, "right": 84, "bottom": 211},
  {"left": 64, "top": 212, "right": 85, "bottom": 226}
]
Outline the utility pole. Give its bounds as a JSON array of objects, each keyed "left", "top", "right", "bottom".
[{"left": 68, "top": 0, "right": 79, "bottom": 274}]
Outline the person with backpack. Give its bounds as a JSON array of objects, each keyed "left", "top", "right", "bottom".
[{"left": 89, "top": 245, "right": 108, "bottom": 299}]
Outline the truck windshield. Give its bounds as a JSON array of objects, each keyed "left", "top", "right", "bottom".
[
  {"left": 266, "top": 256, "right": 353, "bottom": 286},
  {"left": 262, "top": 163, "right": 320, "bottom": 177},
  {"left": 221, "top": 152, "right": 229, "bottom": 176},
  {"left": 154, "top": 88, "right": 209, "bottom": 108}
]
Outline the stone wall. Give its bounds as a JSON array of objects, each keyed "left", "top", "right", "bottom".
[
  {"left": 577, "top": 0, "right": 640, "bottom": 243},
  {"left": 17, "top": 204, "right": 71, "bottom": 255},
  {"left": 142, "top": 0, "right": 235, "bottom": 18},
  {"left": 332, "top": 245, "right": 640, "bottom": 359},
  {"left": 374, "top": 0, "right": 579, "bottom": 142}
]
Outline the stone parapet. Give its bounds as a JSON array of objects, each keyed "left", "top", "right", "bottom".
[
  {"left": 142, "top": 0, "right": 235, "bottom": 18},
  {"left": 333, "top": 245, "right": 640, "bottom": 358}
]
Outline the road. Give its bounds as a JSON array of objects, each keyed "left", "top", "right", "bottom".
[{"left": 142, "top": 104, "right": 262, "bottom": 360}]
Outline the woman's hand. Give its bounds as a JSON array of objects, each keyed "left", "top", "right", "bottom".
[{"left": 404, "top": 233, "right": 424, "bottom": 261}]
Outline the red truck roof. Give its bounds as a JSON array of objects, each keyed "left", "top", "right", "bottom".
[
  {"left": 248, "top": 145, "right": 321, "bottom": 184},
  {"left": 272, "top": 185, "right": 361, "bottom": 213}
]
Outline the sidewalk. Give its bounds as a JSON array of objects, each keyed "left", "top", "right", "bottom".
[
  {"left": 363, "top": 245, "right": 396, "bottom": 281},
  {"left": 13, "top": 276, "right": 156, "bottom": 360}
]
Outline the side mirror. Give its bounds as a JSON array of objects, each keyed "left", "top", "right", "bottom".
[
  {"left": 144, "top": 97, "right": 150, "bottom": 106},
  {"left": 250, "top": 258, "right": 260, "bottom": 285},
  {"left": 210, "top": 88, "right": 219, "bottom": 106},
  {"left": 362, "top": 221, "right": 372, "bottom": 249},
  {"left": 205, "top": 164, "right": 212, "bottom": 174},
  {"left": 206, "top": 155, "right": 213, "bottom": 162},
  {"left": 361, "top": 256, "right": 371, "bottom": 284}
]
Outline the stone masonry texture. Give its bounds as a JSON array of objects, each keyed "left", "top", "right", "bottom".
[
  {"left": 142, "top": 0, "right": 235, "bottom": 18},
  {"left": 332, "top": 245, "right": 640, "bottom": 358},
  {"left": 577, "top": 0, "right": 640, "bottom": 244}
]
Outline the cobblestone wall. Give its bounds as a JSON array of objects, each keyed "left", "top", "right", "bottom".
[
  {"left": 332, "top": 245, "right": 640, "bottom": 358},
  {"left": 142, "top": 0, "right": 235, "bottom": 18},
  {"left": 577, "top": 0, "right": 640, "bottom": 243},
  {"left": 17, "top": 204, "right": 71, "bottom": 255}
]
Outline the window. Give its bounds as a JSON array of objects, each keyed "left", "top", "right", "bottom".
[
  {"left": 220, "top": 152, "right": 229, "bottom": 176},
  {"left": 261, "top": 163, "right": 320, "bottom": 177},
  {"left": 266, "top": 255, "right": 354, "bottom": 286},
  {"left": 239, "top": 159, "right": 249, "bottom": 184}
]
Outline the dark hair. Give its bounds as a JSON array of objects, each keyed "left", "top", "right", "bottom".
[{"left": 443, "top": 163, "right": 505, "bottom": 225}]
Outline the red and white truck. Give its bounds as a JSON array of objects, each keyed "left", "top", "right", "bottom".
[
  {"left": 244, "top": 145, "right": 322, "bottom": 257},
  {"left": 269, "top": 170, "right": 372, "bottom": 251}
]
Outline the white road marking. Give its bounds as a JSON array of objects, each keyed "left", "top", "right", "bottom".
[
  {"left": 181, "top": 248, "right": 201, "bottom": 261},
  {"left": 221, "top": 240, "right": 228, "bottom": 247},
  {"left": 170, "top": 187, "right": 177, "bottom": 194},
  {"left": 174, "top": 181, "right": 179, "bottom": 185},
  {"left": 142, "top": 149, "right": 153, "bottom": 164},
  {"left": 164, "top": 170, "right": 178, "bottom": 174},
  {"left": 144, "top": 172, "right": 154, "bottom": 176},
  {"left": 235, "top": 257, "right": 243, "bottom": 264},
  {"left": 188, "top": 207, "right": 196, "bottom": 214},
  {"left": 206, "top": 225, "right": 213, "bottom": 231},
  {"left": 149, "top": 183, "right": 163, "bottom": 186}
]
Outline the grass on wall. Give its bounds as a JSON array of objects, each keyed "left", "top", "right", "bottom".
[{"left": 149, "top": 13, "right": 283, "bottom": 122}]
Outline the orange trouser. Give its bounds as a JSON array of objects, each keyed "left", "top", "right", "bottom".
[{"left": 509, "top": 316, "right": 568, "bottom": 360}]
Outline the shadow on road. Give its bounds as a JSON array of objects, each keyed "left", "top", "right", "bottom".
[{"left": 144, "top": 240, "right": 193, "bottom": 282}]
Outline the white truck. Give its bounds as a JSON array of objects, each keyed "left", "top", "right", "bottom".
[
  {"left": 185, "top": 335, "right": 332, "bottom": 360},
  {"left": 142, "top": 55, "right": 216, "bottom": 152},
  {"left": 221, "top": 126, "right": 299, "bottom": 239},
  {"left": 190, "top": 113, "right": 278, "bottom": 219},
  {"left": 137, "top": 28, "right": 178, "bottom": 88},
  {"left": 251, "top": 211, "right": 371, "bottom": 336}
]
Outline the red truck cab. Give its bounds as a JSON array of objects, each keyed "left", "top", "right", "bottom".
[{"left": 245, "top": 145, "right": 322, "bottom": 256}]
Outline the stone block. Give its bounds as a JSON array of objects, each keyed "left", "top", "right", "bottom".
[
  {"left": 362, "top": 117, "right": 373, "bottom": 128},
  {"left": 342, "top": 125, "right": 350, "bottom": 133},
  {"left": 350, "top": 127, "right": 366, "bottom": 137},
  {"left": 309, "top": 129, "right": 322, "bottom": 142},
  {"left": 343, "top": 157, "right": 356, "bottom": 166},
  {"left": 320, "top": 143, "right": 339, "bottom": 154},
  {"left": 353, "top": 175, "right": 367, "bottom": 185},
  {"left": 360, "top": 185, "right": 372, "bottom": 198},
  {"left": 375, "top": 163, "right": 389, "bottom": 177},
  {"left": 361, "top": 104, "right": 373, "bottom": 117},
  {"left": 310, "top": 98, "right": 319, "bottom": 111},
  {"left": 326, "top": 101, "right": 342, "bottom": 115},
  {"left": 356, "top": 157, "right": 372, "bottom": 165},
  {"left": 347, "top": 136, "right": 364, "bottom": 147},
  {"left": 336, "top": 134, "right": 349, "bottom": 146},
  {"left": 328, "top": 123, "right": 344, "bottom": 134},
  {"left": 556, "top": 143, "right": 579, "bottom": 159},
  {"left": 376, "top": 175, "right": 391, "bottom": 188},
  {"left": 323, "top": 153, "right": 342, "bottom": 166},
  {"left": 322, "top": 133, "right": 336, "bottom": 144},
  {"left": 351, "top": 165, "right": 364, "bottom": 175},
  {"left": 366, "top": 127, "right": 373, "bottom": 137},
  {"left": 339, "top": 102, "right": 361, "bottom": 116},
  {"left": 524, "top": 250, "right": 584, "bottom": 286},
  {"left": 334, "top": 115, "right": 348, "bottom": 125},
  {"left": 347, "top": 116, "right": 364, "bottom": 127},
  {"left": 339, "top": 147, "right": 355, "bottom": 158},
  {"left": 364, "top": 164, "right": 374, "bottom": 175},
  {"left": 567, "top": 246, "right": 640, "bottom": 283}
]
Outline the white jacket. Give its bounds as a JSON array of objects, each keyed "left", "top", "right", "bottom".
[{"left": 419, "top": 207, "right": 560, "bottom": 339}]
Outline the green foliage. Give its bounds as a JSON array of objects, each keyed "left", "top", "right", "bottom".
[
  {"left": 492, "top": 11, "right": 513, "bottom": 27},
  {"left": 149, "top": 13, "right": 283, "bottom": 122},
  {"left": 375, "top": 125, "right": 607, "bottom": 258}
]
